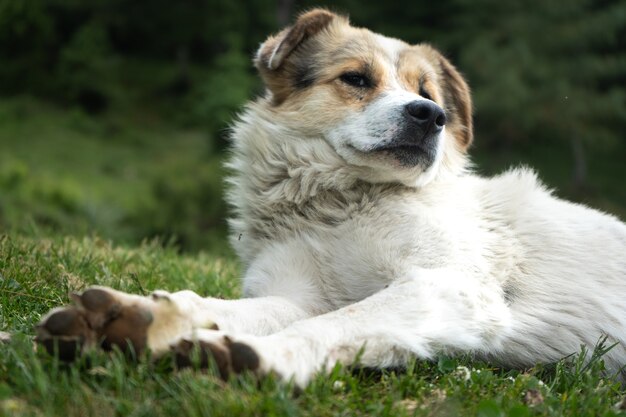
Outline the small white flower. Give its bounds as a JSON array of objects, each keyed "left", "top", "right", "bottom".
[
  {"left": 332, "top": 380, "right": 345, "bottom": 391},
  {"left": 454, "top": 365, "right": 471, "bottom": 381}
]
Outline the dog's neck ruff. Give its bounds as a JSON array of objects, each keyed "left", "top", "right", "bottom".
[{"left": 225, "top": 103, "right": 469, "bottom": 263}]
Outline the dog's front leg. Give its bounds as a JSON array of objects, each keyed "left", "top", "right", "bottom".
[
  {"left": 36, "top": 245, "right": 327, "bottom": 359},
  {"left": 189, "top": 268, "right": 511, "bottom": 386},
  {"left": 164, "top": 290, "right": 316, "bottom": 335},
  {"left": 35, "top": 287, "right": 316, "bottom": 360}
]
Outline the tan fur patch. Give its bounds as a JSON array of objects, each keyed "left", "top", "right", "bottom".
[{"left": 398, "top": 45, "right": 472, "bottom": 150}]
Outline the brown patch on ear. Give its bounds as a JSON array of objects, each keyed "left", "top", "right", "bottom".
[
  {"left": 255, "top": 9, "right": 344, "bottom": 104},
  {"left": 438, "top": 54, "right": 473, "bottom": 150},
  {"left": 257, "top": 9, "right": 337, "bottom": 71}
]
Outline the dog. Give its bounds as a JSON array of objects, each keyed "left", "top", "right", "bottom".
[{"left": 36, "top": 9, "right": 626, "bottom": 387}]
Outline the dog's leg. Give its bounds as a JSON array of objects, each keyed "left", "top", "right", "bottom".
[
  {"left": 35, "top": 286, "right": 314, "bottom": 360},
  {"left": 36, "top": 244, "right": 328, "bottom": 360},
  {"left": 163, "top": 290, "right": 316, "bottom": 335},
  {"left": 176, "top": 268, "right": 512, "bottom": 386}
]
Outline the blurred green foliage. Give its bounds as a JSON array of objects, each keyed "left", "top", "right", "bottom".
[
  {"left": 0, "top": 0, "right": 624, "bottom": 251},
  {"left": 0, "top": 98, "right": 230, "bottom": 253}
]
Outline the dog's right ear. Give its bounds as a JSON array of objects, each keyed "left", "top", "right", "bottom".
[{"left": 255, "top": 9, "right": 340, "bottom": 103}]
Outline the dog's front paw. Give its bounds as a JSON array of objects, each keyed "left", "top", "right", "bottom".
[
  {"left": 36, "top": 287, "right": 198, "bottom": 359},
  {"left": 171, "top": 331, "right": 317, "bottom": 387},
  {"left": 35, "top": 304, "right": 97, "bottom": 361}
]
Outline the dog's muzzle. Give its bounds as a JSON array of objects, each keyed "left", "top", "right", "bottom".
[{"left": 372, "top": 100, "right": 446, "bottom": 167}]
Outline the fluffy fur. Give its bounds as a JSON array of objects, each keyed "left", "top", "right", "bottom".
[{"left": 38, "top": 9, "right": 626, "bottom": 387}]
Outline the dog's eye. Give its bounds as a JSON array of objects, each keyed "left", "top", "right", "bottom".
[
  {"left": 419, "top": 87, "right": 432, "bottom": 101},
  {"left": 340, "top": 72, "right": 371, "bottom": 88}
]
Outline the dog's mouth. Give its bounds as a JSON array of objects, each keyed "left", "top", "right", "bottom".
[
  {"left": 347, "top": 140, "right": 438, "bottom": 168},
  {"left": 373, "top": 143, "right": 436, "bottom": 167},
  {"left": 363, "top": 133, "right": 439, "bottom": 168}
]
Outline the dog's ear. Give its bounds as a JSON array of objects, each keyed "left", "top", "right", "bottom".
[
  {"left": 256, "top": 9, "right": 337, "bottom": 71},
  {"left": 255, "top": 9, "right": 340, "bottom": 103},
  {"left": 438, "top": 55, "right": 473, "bottom": 150}
]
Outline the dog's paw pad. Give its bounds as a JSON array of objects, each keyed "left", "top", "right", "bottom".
[
  {"left": 173, "top": 339, "right": 230, "bottom": 379},
  {"left": 79, "top": 288, "right": 117, "bottom": 311},
  {"left": 72, "top": 288, "right": 122, "bottom": 329},
  {"left": 36, "top": 307, "right": 94, "bottom": 360},
  {"left": 226, "top": 338, "right": 260, "bottom": 374},
  {"left": 172, "top": 337, "right": 259, "bottom": 380},
  {"left": 41, "top": 307, "right": 86, "bottom": 335},
  {"left": 100, "top": 305, "right": 153, "bottom": 354}
]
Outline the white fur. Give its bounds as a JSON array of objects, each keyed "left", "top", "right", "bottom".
[{"left": 97, "top": 26, "right": 626, "bottom": 387}]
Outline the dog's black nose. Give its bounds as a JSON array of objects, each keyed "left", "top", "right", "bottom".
[{"left": 405, "top": 100, "right": 446, "bottom": 131}]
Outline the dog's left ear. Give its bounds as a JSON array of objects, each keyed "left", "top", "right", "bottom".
[
  {"left": 438, "top": 55, "right": 473, "bottom": 150},
  {"left": 256, "top": 9, "right": 337, "bottom": 71},
  {"left": 255, "top": 9, "right": 341, "bottom": 103}
]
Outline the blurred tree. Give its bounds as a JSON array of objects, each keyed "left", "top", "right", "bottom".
[
  {"left": 451, "top": 0, "right": 626, "bottom": 189},
  {"left": 1, "top": 0, "right": 624, "bottom": 186},
  {"left": 1, "top": 0, "right": 625, "bottom": 248},
  {"left": 298, "top": 0, "right": 458, "bottom": 47},
  {"left": 0, "top": 0, "right": 276, "bottom": 114},
  {"left": 0, "top": 0, "right": 56, "bottom": 95},
  {"left": 192, "top": 35, "right": 258, "bottom": 149},
  {"left": 277, "top": 0, "right": 295, "bottom": 26},
  {"left": 56, "top": 19, "right": 118, "bottom": 113}
]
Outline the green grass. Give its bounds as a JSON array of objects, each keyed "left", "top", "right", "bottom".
[{"left": 1, "top": 234, "right": 625, "bottom": 417}]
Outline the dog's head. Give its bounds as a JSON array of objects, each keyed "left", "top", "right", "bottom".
[{"left": 254, "top": 9, "right": 472, "bottom": 187}]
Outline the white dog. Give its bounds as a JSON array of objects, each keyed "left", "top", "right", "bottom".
[{"left": 37, "top": 9, "right": 626, "bottom": 387}]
